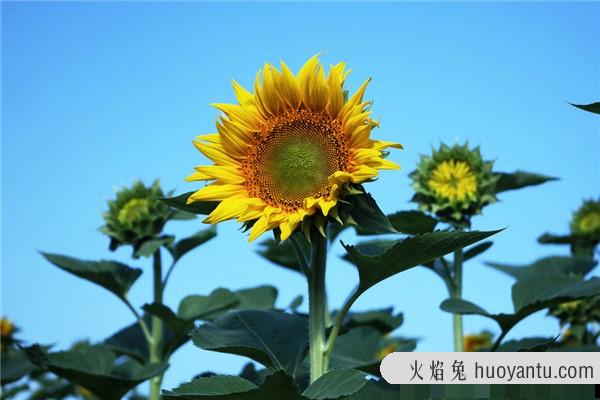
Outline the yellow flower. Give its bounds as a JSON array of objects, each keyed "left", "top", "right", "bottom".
[
  {"left": 571, "top": 199, "right": 600, "bottom": 237},
  {"left": 187, "top": 55, "right": 401, "bottom": 241},
  {"left": 428, "top": 160, "right": 477, "bottom": 202},
  {"left": 463, "top": 331, "right": 493, "bottom": 352},
  {"left": 0, "top": 317, "right": 14, "bottom": 337}
]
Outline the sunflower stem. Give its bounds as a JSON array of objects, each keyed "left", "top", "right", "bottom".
[
  {"left": 451, "top": 248, "right": 464, "bottom": 352},
  {"left": 149, "top": 249, "right": 164, "bottom": 400},
  {"left": 308, "top": 231, "right": 328, "bottom": 383}
]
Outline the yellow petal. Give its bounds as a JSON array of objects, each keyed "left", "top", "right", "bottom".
[
  {"left": 193, "top": 165, "right": 245, "bottom": 184},
  {"left": 185, "top": 171, "right": 212, "bottom": 182},
  {"left": 371, "top": 140, "right": 403, "bottom": 151},
  {"left": 205, "top": 196, "right": 257, "bottom": 224},
  {"left": 195, "top": 134, "right": 221, "bottom": 144},
  {"left": 188, "top": 184, "right": 245, "bottom": 202},
  {"left": 216, "top": 119, "right": 250, "bottom": 159},
  {"left": 211, "top": 103, "right": 263, "bottom": 131},
  {"left": 231, "top": 80, "right": 254, "bottom": 106},
  {"left": 192, "top": 141, "right": 240, "bottom": 166}
]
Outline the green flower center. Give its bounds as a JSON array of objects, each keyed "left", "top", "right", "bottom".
[
  {"left": 576, "top": 212, "right": 600, "bottom": 234},
  {"left": 244, "top": 110, "right": 348, "bottom": 211},
  {"left": 118, "top": 198, "right": 150, "bottom": 226}
]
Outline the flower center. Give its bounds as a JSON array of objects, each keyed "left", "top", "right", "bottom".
[
  {"left": 428, "top": 160, "right": 477, "bottom": 202},
  {"left": 577, "top": 212, "right": 600, "bottom": 234},
  {"left": 243, "top": 110, "right": 348, "bottom": 211},
  {"left": 118, "top": 198, "right": 151, "bottom": 226}
]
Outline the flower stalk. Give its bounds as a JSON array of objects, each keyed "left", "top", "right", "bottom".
[
  {"left": 451, "top": 248, "right": 464, "bottom": 352},
  {"left": 149, "top": 249, "right": 164, "bottom": 400},
  {"left": 307, "top": 232, "right": 329, "bottom": 383}
]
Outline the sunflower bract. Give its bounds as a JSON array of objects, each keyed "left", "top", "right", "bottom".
[
  {"left": 186, "top": 55, "right": 402, "bottom": 241},
  {"left": 410, "top": 143, "right": 497, "bottom": 227}
]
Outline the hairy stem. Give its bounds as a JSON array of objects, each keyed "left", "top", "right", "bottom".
[
  {"left": 149, "top": 249, "right": 164, "bottom": 400},
  {"left": 452, "top": 248, "right": 464, "bottom": 352},
  {"left": 308, "top": 233, "right": 328, "bottom": 383}
]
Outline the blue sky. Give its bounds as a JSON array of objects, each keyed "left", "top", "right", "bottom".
[{"left": 2, "top": 1, "right": 599, "bottom": 391}]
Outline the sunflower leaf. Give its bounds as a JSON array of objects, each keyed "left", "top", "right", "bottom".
[
  {"left": 302, "top": 369, "right": 368, "bottom": 400},
  {"left": 160, "top": 192, "right": 218, "bottom": 215},
  {"left": 463, "top": 241, "right": 493, "bottom": 261},
  {"left": 494, "top": 171, "right": 557, "bottom": 194},
  {"left": 163, "top": 371, "right": 303, "bottom": 400},
  {"left": 24, "top": 344, "right": 167, "bottom": 400},
  {"left": 257, "top": 239, "right": 303, "bottom": 274},
  {"left": 170, "top": 226, "right": 217, "bottom": 262},
  {"left": 344, "top": 229, "right": 501, "bottom": 295},
  {"left": 441, "top": 276, "right": 600, "bottom": 345},
  {"left": 486, "top": 256, "right": 597, "bottom": 280},
  {"left": 191, "top": 310, "right": 308, "bottom": 376},
  {"left": 347, "top": 190, "right": 397, "bottom": 234},
  {"left": 570, "top": 101, "right": 600, "bottom": 115},
  {"left": 40, "top": 253, "right": 142, "bottom": 301}
]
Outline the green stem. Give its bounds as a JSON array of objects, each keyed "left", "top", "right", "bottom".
[
  {"left": 308, "top": 232, "right": 328, "bottom": 383},
  {"left": 123, "top": 298, "right": 153, "bottom": 345},
  {"left": 289, "top": 234, "right": 312, "bottom": 278},
  {"left": 325, "top": 288, "right": 360, "bottom": 356},
  {"left": 149, "top": 249, "right": 164, "bottom": 400},
  {"left": 452, "top": 248, "right": 464, "bottom": 352}
]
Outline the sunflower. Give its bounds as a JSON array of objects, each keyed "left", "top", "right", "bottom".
[
  {"left": 410, "top": 143, "right": 497, "bottom": 226},
  {"left": 100, "top": 180, "right": 171, "bottom": 251},
  {"left": 570, "top": 198, "right": 600, "bottom": 239},
  {"left": 186, "top": 56, "right": 401, "bottom": 241}
]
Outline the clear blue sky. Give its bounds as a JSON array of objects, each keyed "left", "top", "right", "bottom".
[{"left": 2, "top": 1, "right": 599, "bottom": 391}]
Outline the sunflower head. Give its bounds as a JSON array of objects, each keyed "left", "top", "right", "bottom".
[
  {"left": 100, "top": 180, "right": 171, "bottom": 251},
  {"left": 0, "top": 317, "right": 15, "bottom": 338},
  {"left": 186, "top": 55, "right": 401, "bottom": 241},
  {"left": 410, "top": 143, "right": 497, "bottom": 227},
  {"left": 549, "top": 297, "right": 600, "bottom": 327},
  {"left": 570, "top": 199, "right": 600, "bottom": 239},
  {"left": 463, "top": 330, "right": 493, "bottom": 352}
]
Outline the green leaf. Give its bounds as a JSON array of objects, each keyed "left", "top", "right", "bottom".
[
  {"left": 256, "top": 239, "right": 303, "bottom": 274},
  {"left": 570, "top": 101, "right": 600, "bottom": 115},
  {"left": 441, "top": 277, "right": 600, "bottom": 343},
  {"left": 163, "top": 375, "right": 257, "bottom": 397},
  {"left": 1, "top": 350, "right": 36, "bottom": 384},
  {"left": 162, "top": 371, "right": 303, "bottom": 400},
  {"left": 24, "top": 344, "right": 167, "bottom": 400},
  {"left": 233, "top": 286, "right": 278, "bottom": 310},
  {"left": 104, "top": 317, "right": 150, "bottom": 363},
  {"left": 494, "top": 171, "right": 557, "bottom": 194},
  {"left": 486, "top": 256, "right": 597, "bottom": 280},
  {"left": 170, "top": 226, "right": 217, "bottom": 262},
  {"left": 512, "top": 276, "right": 600, "bottom": 313},
  {"left": 329, "top": 327, "right": 416, "bottom": 376},
  {"left": 386, "top": 211, "right": 438, "bottom": 235},
  {"left": 134, "top": 236, "right": 174, "bottom": 258},
  {"left": 344, "top": 230, "right": 501, "bottom": 294},
  {"left": 191, "top": 310, "right": 308, "bottom": 376},
  {"left": 342, "top": 308, "right": 403, "bottom": 334},
  {"left": 178, "top": 288, "right": 239, "bottom": 321},
  {"left": 497, "top": 337, "right": 558, "bottom": 352},
  {"left": 161, "top": 192, "right": 218, "bottom": 215},
  {"left": 41, "top": 253, "right": 142, "bottom": 301},
  {"left": 288, "top": 295, "right": 303, "bottom": 311},
  {"left": 344, "top": 379, "right": 400, "bottom": 399},
  {"left": 538, "top": 233, "right": 575, "bottom": 245},
  {"left": 170, "top": 209, "right": 198, "bottom": 220},
  {"left": 463, "top": 241, "right": 493, "bottom": 261},
  {"left": 303, "top": 369, "right": 367, "bottom": 400},
  {"left": 347, "top": 191, "right": 397, "bottom": 234}
]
